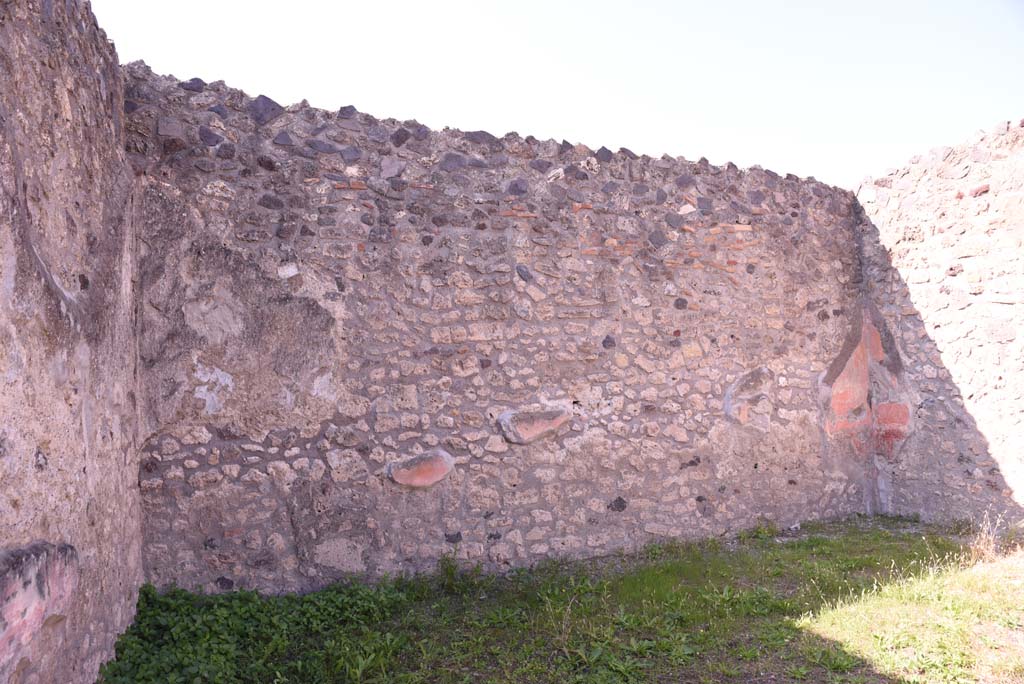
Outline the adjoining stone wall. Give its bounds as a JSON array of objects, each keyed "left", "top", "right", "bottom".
[
  {"left": 0, "top": 544, "right": 80, "bottom": 679},
  {"left": 858, "top": 122, "right": 1024, "bottom": 522},
  {"left": 0, "top": 2, "right": 142, "bottom": 683},
  {"left": 123, "top": 65, "right": 886, "bottom": 594}
]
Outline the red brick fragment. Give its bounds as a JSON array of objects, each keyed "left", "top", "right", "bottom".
[
  {"left": 387, "top": 449, "right": 455, "bottom": 488},
  {"left": 497, "top": 408, "right": 571, "bottom": 445}
]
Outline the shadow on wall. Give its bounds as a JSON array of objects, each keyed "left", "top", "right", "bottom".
[
  {"left": 858, "top": 128, "right": 1024, "bottom": 526},
  {"left": 822, "top": 200, "right": 1023, "bottom": 526}
]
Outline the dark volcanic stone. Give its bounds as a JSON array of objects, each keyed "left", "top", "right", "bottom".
[
  {"left": 123, "top": 100, "right": 139, "bottom": 114},
  {"left": 674, "top": 297, "right": 688, "bottom": 310},
  {"left": 515, "top": 264, "right": 532, "bottom": 282},
  {"left": 608, "top": 497, "right": 627, "bottom": 512},
  {"left": 340, "top": 146, "right": 362, "bottom": 163},
  {"left": 198, "top": 126, "right": 222, "bottom": 146},
  {"left": 411, "top": 124, "right": 430, "bottom": 140},
  {"left": 367, "top": 125, "right": 389, "bottom": 143},
  {"left": 258, "top": 194, "right": 285, "bottom": 210},
  {"left": 444, "top": 531, "right": 463, "bottom": 544},
  {"left": 559, "top": 140, "right": 573, "bottom": 154},
  {"left": 464, "top": 130, "right": 501, "bottom": 146},
  {"left": 439, "top": 152, "right": 466, "bottom": 172},
  {"left": 619, "top": 147, "right": 639, "bottom": 160},
  {"left": 307, "top": 139, "right": 338, "bottom": 154},
  {"left": 256, "top": 155, "right": 278, "bottom": 171},
  {"left": 529, "top": 159, "right": 552, "bottom": 173},
  {"left": 655, "top": 188, "right": 667, "bottom": 204},
  {"left": 666, "top": 212, "right": 684, "bottom": 229},
  {"left": 601, "top": 181, "right": 619, "bottom": 194},
  {"left": 368, "top": 225, "right": 392, "bottom": 242},
  {"left": 507, "top": 178, "right": 529, "bottom": 196},
  {"left": 208, "top": 103, "right": 228, "bottom": 118},
  {"left": 675, "top": 173, "right": 696, "bottom": 188},
  {"left": 161, "top": 137, "right": 187, "bottom": 156},
  {"left": 390, "top": 127, "right": 411, "bottom": 147},
  {"left": 249, "top": 95, "right": 284, "bottom": 126},
  {"left": 180, "top": 77, "right": 205, "bottom": 92},
  {"left": 273, "top": 131, "right": 295, "bottom": 146},
  {"left": 337, "top": 105, "right": 357, "bottom": 119},
  {"left": 648, "top": 229, "right": 668, "bottom": 248},
  {"left": 696, "top": 197, "right": 714, "bottom": 212},
  {"left": 215, "top": 142, "right": 236, "bottom": 160},
  {"left": 595, "top": 146, "right": 613, "bottom": 162},
  {"left": 602, "top": 335, "right": 616, "bottom": 349}
]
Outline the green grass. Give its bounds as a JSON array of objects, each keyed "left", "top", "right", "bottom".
[{"left": 100, "top": 517, "right": 1024, "bottom": 683}]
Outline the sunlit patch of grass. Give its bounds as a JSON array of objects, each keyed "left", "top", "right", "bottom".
[{"left": 803, "top": 549, "right": 1024, "bottom": 683}]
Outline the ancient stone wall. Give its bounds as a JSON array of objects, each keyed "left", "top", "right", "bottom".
[
  {"left": 858, "top": 121, "right": 1024, "bottom": 522},
  {"left": 0, "top": 2, "right": 142, "bottom": 683},
  {"left": 123, "top": 65, "right": 888, "bottom": 594},
  {"left": 1, "top": 3, "right": 1021, "bottom": 678}
]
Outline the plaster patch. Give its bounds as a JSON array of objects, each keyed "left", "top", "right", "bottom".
[
  {"left": 313, "top": 537, "right": 366, "bottom": 573},
  {"left": 182, "top": 285, "right": 244, "bottom": 347},
  {"left": 193, "top": 363, "right": 234, "bottom": 414}
]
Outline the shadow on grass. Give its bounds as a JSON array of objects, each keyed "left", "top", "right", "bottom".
[{"left": 97, "top": 517, "right": 979, "bottom": 683}]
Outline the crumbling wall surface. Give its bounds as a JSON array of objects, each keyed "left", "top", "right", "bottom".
[
  {"left": 858, "top": 121, "right": 1024, "bottom": 523},
  {"left": 0, "top": 2, "right": 141, "bottom": 683},
  {"left": 126, "top": 64, "right": 877, "bottom": 594}
]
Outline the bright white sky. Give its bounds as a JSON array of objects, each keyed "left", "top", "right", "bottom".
[{"left": 91, "top": 0, "right": 1024, "bottom": 189}]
